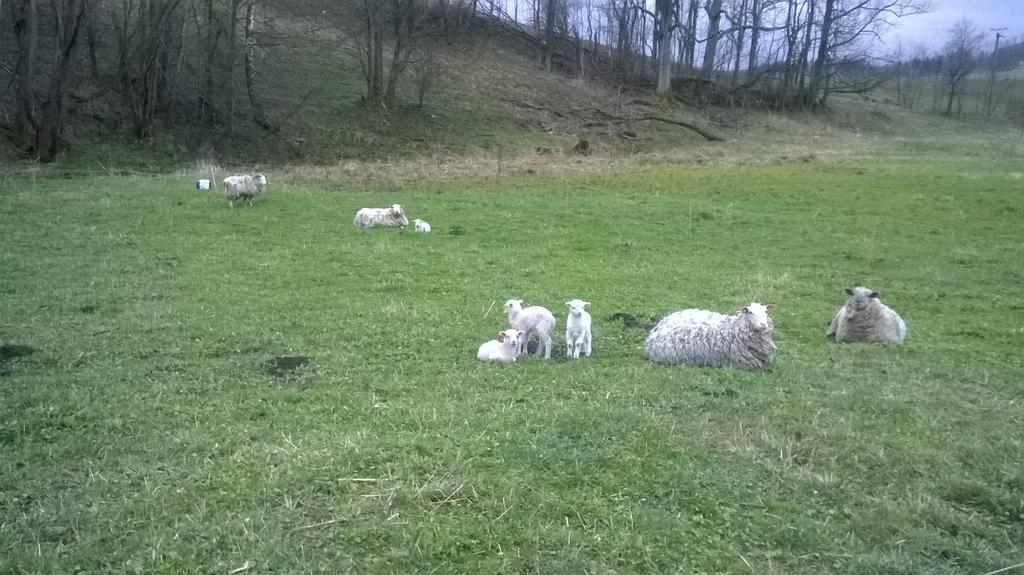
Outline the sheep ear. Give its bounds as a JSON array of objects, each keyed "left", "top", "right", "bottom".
[
  {"left": 765, "top": 304, "right": 777, "bottom": 311},
  {"left": 741, "top": 306, "right": 750, "bottom": 314},
  {"left": 844, "top": 288, "right": 854, "bottom": 295},
  {"left": 583, "top": 301, "right": 590, "bottom": 307},
  {"left": 565, "top": 301, "right": 571, "bottom": 308},
  {"left": 869, "top": 291, "right": 879, "bottom": 298}
]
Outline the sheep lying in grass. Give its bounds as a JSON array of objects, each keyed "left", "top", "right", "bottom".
[
  {"left": 477, "top": 329, "right": 522, "bottom": 363},
  {"left": 565, "top": 299, "right": 592, "bottom": 358},
  {"left": 504, "top": 299, "right": 555, "bottom": 359},
  {"left": 353, "top": 204, "right": 409, "bottom": 229},
  {"left": 645, "top": 302, "right": 776, "bottom": 369},
  {"left": 827, "top": 286, "right": 908, "bottom": 343},
  {"left": 223, "top": 173, "right": 268, "bottom": 208},
  {"left": 414, "top": 219, "right": 432, "bottom": 233}
]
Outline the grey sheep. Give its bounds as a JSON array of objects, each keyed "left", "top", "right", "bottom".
[
  {"left": 223, "top": 173, "right": 268, "bottom": 208},
  {"left": 826, "top": 286, "right": 907, "bottom": 343},
  {"left": 644, "top": 302, "right": 776, "bottom": 369}
]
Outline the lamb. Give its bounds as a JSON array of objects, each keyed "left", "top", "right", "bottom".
[
  {"left": 564, "top": 299, "right": 592, "bottom": 358},
  {"left": 826, "top": 286, "right": 908, "bottom": 343},
  {"left": 222, "top": 173, "right": 268, "bottom": 208},
  {"left": 644, "top": 302, "right": 776, "bottom": 369},
  {"left": 414, "top": 219, "right": 432, "bottom": 233},
  {"left": 353, "top": 204, "right": 409, "bottom": 229},
  {"left": 504, "top": 299, "right": 556, "bottom": 359},
  {"left": 477, "top": 329, "right": 522, "bottom": 363}
]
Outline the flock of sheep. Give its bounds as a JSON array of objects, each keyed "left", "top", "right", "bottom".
[
  {"left": 215, "top": 172, "right": 908, "bottom": 369},
  {"left": 477, "top": 288, "right": 907, "bottom": 367}
]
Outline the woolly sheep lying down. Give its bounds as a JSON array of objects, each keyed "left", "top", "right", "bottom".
[
  {"left": 477, "top": 329, "right": 522, "bottom": 363},
  {"left": 223, "top": 173, "right": 268, "bottom": 208},
  {"left": 504, "top": 299, "right": 556, "bottom": 359},
  {"left": 354, "top": 204, "right": 409, "bottom": 229},
  {"left": 644, "top": 302, "right": 776, "bottom": 369},
  {"left": 826, "top": 286, "right": 907, "bottom": 343}
]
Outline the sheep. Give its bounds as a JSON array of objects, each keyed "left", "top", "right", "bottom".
[
  {"left": 414, "top": 219, "right": 432, "bottom": 233},
  {"left": 826, "top": 286, "right": 908, "bottom": 343},
  {"left": 503, "top": 299, "right": 556, "bottom": 359},
  {"left": 564, "top": 299, "right": 592, "bottom": 358},
  {"left": 477, "top": 329, "right": 522, "bottom": 363},
  {"left": 222, "top": 173, "right": 268, "bottom": 208},
  {"left": 644, "top": 302, "right": 776, "bottom": 369},
  {"left": 353, "top": 204, "right": 409, "bottom": 229}
]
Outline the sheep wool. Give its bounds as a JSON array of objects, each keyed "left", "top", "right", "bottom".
[
  {"left": 414, "top": 219, "right": 431, "bottom": 233},
  {"left": 564, "top": 299, "right": 592, "bottom": 358},
  {"left": 354, "top": 204, "right": 409, "bottom": 229},
  {"left": 504, "top": 299, "right": 556, "bottom": 359},
  {"left": 223, "top": 173, "right": 268, "bottom": 208},
  {"left": 477, "top": 329, "right": 522, "bottom": 363},
  {"left": 645, "top": 302, "right": 776, "bottom": 369},
  {"left": 826, "top": 286, "right": 908, "bottom": 343}
]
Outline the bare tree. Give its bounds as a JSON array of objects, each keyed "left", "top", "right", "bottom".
[
  {"left": 37, "top": 0, "right": 94, "bottom": 161},
  {"left": 943, "top": 18, "right": 983, "bottom": 116},
  {"left": 244, "top": 0, "right": 272, "bottom": 130},
  {"left": 11, "top": 0, "right": 40, "bottom": 150}
]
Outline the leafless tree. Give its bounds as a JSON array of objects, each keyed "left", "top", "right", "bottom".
[{"left": 942, "top": 18, "right": 983, "bottom": 116}]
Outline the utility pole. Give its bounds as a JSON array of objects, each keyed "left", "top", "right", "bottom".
[{"left": 986, "top": 27, "right": 1007, "bottom": 118}]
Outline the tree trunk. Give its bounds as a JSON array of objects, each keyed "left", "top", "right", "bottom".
[
  {"left": 682, "top": 0, "right": 698, "bottom": 69},
  {"left": 244, "top": 0, "right": 272, "bottom": 129},
  {"left": 807, "top": 0, "right": 835, "bottom": 106},
  {"left": 700, "top": 0, "right": 723, "bottom": 79},
  {"left": 746, "top": 0, "right": 760, "bottom": 73},
  {"left": 730, "top": 0, "right": 748, "bottom": 88},
  {"left": 12, "top": 0, "right": 40, "bottom": 149},
  {"left": 655, "top": 0, "right": 673, "bottom": 95},
  {"left": 39, "top": 0, "right": 88, "bottom": 162},
  {"left": 797, "top": 0, "right": 815, "bottom": 103},
  {"left": 543, "top": 0, "right": 556, "bottom": 71}
]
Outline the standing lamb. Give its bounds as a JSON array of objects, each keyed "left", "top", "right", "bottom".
[
  {"left": 353, "top": 204, "right": 409, "bottom": 229},
  {"left": 504, "top": 299, "right": 556, "bottom": 359},
  {"left": 414, "top": 219, "right": 432, "bottom": 233},
  {"left": 477, "top": 329, "right": 522, "bottom": 363},
  {"left": 222, "top": 173, "right": 268, "bottom": 208},
  {"left": 564, "top": 299, "right": 592, "bottom": 358},
  {"left": 644, "top": 302, "right": 776, "bottom": 369},
  {"left": 826, "top": 286, "right": 908, "bottom": 343}
]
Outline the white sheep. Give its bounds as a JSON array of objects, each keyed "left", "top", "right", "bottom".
[
  {"left": 504, "top": 299, "right": 556, "bottom": 359},
  {"left": 644, "top": 302, "right": 776, "bottom": 369},
  {"left": 222, "top": 173, "right": 268, "bottom": 208},
  {"left": 564, "top": 299, "right": 592, "bottom": 358},
  {"left": 477, "top": 329, "right": 522, "bottom": 363},
  {"left": 353, "top": 204, "right": 409, "bottom": 229},
  {"left": 826, "top": 286, "right": 908, "bottom": 343},
  {"left": 414, "top": 219, "right": 432, "bottom": 233}
]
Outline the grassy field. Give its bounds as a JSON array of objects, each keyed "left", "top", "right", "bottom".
[{"left": 2, "top": 136, "right": 1023, "bottom": 574}]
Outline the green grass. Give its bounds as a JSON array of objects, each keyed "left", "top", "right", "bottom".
[{"left": 2, "top": 140, "right": 1023, "bottom": 574}]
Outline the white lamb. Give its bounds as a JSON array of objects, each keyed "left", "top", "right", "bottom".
[
  {"left": 353, "top": 204, "right": 409, "bottom": 229},
  {"left": 826, "top": 286, "right": 908, "bottom": 343},
  {"left": 504, "top": 299, "right": 556, "bottom": 359},
  {"left": 414, "top": 219, "right": 432, "bottom": 233},
  {"left": 564, "top": 299, "right": 592, "bottom": 358},
  {"left": 222, "top": 173, "right": 268, "bottom": 208},
  {"left": 477, "top": 329, "right": 522, "bottom": 363},
  {"left": 644, "top": 302, "right": 776, "bottom": 369}
]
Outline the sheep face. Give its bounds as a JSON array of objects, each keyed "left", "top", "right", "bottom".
[
  {"left": 388, "top": 204, "right": 409, "bottom": 227},
  {"left": 740, "top": 303, "right": 773, "bottom": 332},
  {"left": 844, "top": 286, "right": 880, "bottom": 311},
  {"left": 565, "top": 299, "right": 590, "bottom": 317},
  {"left": 504, "top": 299, "right": 524, "bottom": 316},
  {"left": 500, "top": 329, "right": 522, "bottom": 346}
]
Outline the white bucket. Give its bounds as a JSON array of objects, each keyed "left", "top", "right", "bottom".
[{"left": 196, "top": 179, "right": 211, "bottom": 190}]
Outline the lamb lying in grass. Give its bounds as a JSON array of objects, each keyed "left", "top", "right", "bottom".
[
  {"left": 354, "top": 204, "right": 409, "bottom": 229},
  {"left": 564, "top": 299, "right": 592, "bottom": 358},
  {"left": 414, "top": 219, "right": 431, "bottom": 233},
  {"left": 223, "top": 173, "right": 268, "bottom": 208},
  {"left": 504, "top": 299, "right": 555, "bottom": 359},
  {"left": 644, "top": 302, "right": 776, "bottom": 369},
  {"left": 826, "top": 286, "right": 908, "bottom": 343},
  {"left": 477, "top": 329, "right": 522, "bottom": 363}
]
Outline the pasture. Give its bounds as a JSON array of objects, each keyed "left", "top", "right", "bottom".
[{"left": 1, "top": 144, "right": 1023, "bottom": 573}]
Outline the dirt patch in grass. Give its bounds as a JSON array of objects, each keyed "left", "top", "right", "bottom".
[
  {"left": 609, "top": 312, "right": 658, "bottom": 331},
  {"left": 1, "top": 343, "right": 38, "bottom": 362},
  {"left": 263, "top": 355, "right": 313, "bottom": 388}
]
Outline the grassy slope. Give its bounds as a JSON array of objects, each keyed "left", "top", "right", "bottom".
[{"left": 2, "top": 129, "right": 1023, "bottom": 572}]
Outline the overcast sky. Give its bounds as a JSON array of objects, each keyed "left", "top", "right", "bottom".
[{"left": 884, "top": 0, "right": 1022, "bottom": 53}]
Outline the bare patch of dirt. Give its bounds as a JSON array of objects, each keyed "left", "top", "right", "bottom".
[{"left": 263, "top": 355, "right": 313, "bottom": 389}]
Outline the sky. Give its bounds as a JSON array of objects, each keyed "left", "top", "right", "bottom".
[{"left": 883, "top": 0, "right": 1023, "bottom": 53}]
